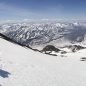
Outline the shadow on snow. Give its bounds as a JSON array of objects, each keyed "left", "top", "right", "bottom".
[{"left": 0, "top": 69, "right": 11, "bottom": 78}]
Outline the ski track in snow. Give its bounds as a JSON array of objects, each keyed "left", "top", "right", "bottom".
[{"left": 0, "top": 38, "right": 86, "bottom": 86}]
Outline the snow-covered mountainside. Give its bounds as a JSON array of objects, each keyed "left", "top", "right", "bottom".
[
  {"left": 0, "top": 35, "right": 86, "bottom": 86},
  {"left": 0, "top": 34, "right": 86, "bottom": 86},
  {"left": 0, "top": 21, "right": 86, "bottom": 49}
]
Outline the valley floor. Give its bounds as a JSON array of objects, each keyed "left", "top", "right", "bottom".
[{"left": 0, "top": 38, "right": 86, "bottom": 86}]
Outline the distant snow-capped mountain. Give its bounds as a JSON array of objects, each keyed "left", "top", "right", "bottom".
[{"left": 0, "top": 21, "right": 86, "bottom": 49}]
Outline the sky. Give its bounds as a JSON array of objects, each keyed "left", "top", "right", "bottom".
[{"left": 0, "top": 0, "right": 86, "bottom": 22}]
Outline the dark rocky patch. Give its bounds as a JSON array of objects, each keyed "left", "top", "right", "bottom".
[
  {"left": 80, "top": 57, "right": 86, "bottom": 61},
  {"left": 61, "top": 51, "right": 67, "bottom": 54},
  {"left": 40, "top": 45, "right": 61, "bottom": 56},
  {"left": 63, "top": 45, "right": 85, "bottom": 52},
  {"left": 0, "top": 69, "right": 11, "bottom": 78},
  {"left": 70, "top": 45, "right": 85, "bottom": 52},
  {"left": 41, "top": 45, "right": 60, "bottom": 53},
  {"left": 45, "top": 53, "right": 57, "bottom": 56}
]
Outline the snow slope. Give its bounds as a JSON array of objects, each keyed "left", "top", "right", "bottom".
[{"left": 0, "top": 38, "right": 86, "bottom": 86}]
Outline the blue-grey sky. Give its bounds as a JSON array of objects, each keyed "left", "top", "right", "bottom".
[{"left": 0, "top": 0, "right": 86, "bottom": 21}]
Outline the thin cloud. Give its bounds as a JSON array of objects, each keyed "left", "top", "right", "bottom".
[{"left": 0, "top": 2, "right": 37, "bottom": 20}]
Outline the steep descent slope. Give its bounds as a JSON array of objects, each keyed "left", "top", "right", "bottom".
[{"left": 0, "top": 38, "right": 86, "bottom": 86}]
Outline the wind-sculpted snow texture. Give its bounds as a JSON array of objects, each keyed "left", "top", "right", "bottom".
[{"left": 0, "top": 22, "right": 86, "bottom": 48}]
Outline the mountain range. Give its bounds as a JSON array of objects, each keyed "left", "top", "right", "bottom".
[{"left": 0, "top": 21, "right": 86, "bottom": 50}]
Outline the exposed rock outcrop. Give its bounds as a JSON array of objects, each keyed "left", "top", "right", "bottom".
[{"left": 41, "top": 45, "right": 60, "bottom": 53}]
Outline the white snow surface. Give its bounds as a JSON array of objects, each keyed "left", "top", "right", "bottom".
[{"left": 0, "top": 38, "right": 86, "bottom": 86}]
